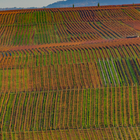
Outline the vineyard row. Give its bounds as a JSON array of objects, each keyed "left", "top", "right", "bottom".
[{"left": 1, "top": 85, "right": 140, "bottom": 132}]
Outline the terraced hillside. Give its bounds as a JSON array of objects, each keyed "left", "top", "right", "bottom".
[
  {"left": 1, "top": 4, "right": 140, "bottom": 46},
  {"left": 1, "top": 4, "right": 140, "bottom": 140}
]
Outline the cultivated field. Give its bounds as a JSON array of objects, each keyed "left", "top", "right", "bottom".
[{"left": 1, "top": 4, "right": 140, "bottom": 140}]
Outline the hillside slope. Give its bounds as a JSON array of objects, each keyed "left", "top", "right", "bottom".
[
  {"left": 47, "top": 0, "right": 140, "bottom": 8},
  {"left": 0, "top": 5, "right": 140, "bottom": 47},
  {"left": 1, "top": 4, "right": 140, "bottom": 140}
]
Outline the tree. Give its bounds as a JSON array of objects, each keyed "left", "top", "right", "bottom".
[
  {"left": 98, "top": 3, "right": 100, "bottom": 7},
  {"left": 73, "top": 4, "right": 74, "bottom": 8}
]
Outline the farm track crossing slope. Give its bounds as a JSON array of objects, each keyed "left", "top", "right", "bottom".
[{"left": 1, "top": 4, "right": 140, "bottom": 140}]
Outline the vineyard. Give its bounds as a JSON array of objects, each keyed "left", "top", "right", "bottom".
[{"left": 1, "top": 4, "right": 140, "bottom": 140}]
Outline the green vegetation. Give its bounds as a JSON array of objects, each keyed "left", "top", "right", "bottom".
[{"left": 1, "top": 5, "right": 140, "bottom": 140}]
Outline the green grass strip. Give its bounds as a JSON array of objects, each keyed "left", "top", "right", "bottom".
[
  {"left": 11, "top": 93, "right": 19, "bottom": 131},
  {"left": 109, "top": 59, "right": 118, "bottom": 86},
  {"left": 64, "top": 51, "right": 68, "bottom": 64},
  {"left": 104, "top": 87, "right": 107, "bottom": 127},
  {"left": 126, "top": 59, "right": 137, "bottom": 84},
  {"left": 120, "top": 86, "right": 124, "bottom": 126},
  {"left": 87, "top": 89, "right": 90, "bottom": 127},
  {"left": 118, "top": 59, "right": 128, "bottom": 85},
  {"left": 31, "top": 93, "right": 38, "bottom": 130},
  {"left": 113, "top": 59, "right": 123, "bottom": 85},
  {"left": 100, "top": 60, "right": 109, "bottom": 85},
  {"left": 41, "top": 93, "right": 47, "bottom": 130},
  {"left": 43, "top": 55, "right": 46, "bottom": 66},
  {"left": 71, "top": 50, "right": 75, "bottom": 64},
  {"left": 92, "top": 49, "right": 98, "bottom": 62},
  {"left": 137, "top": 85, "right": 140, "bottom": 123},
  {"left": 57, "top": 51, "right": 61, "bottom": 65},
  {"left": 105, "top": 60, "right": 114, "bottom": 85},
  {"left": 36, "top": 55, "right": 39, "bottom": 66},
  {"left": 78, "top": 50, "right": 83, "bottom": 63},
  {"left": 129, "top": 86, "right": 133, "bottom": 126},
  {"left": 56, "top": 92, "right": 60, "bottom": 128},
  {"left": 3, "top": 94, "right": 14, "bottom": 131},
  {"left": 51, "top": 92, "right": 56, "bottom": 129},
  {"left": 85, "top": 50, "right": 90, "bottom": 62},
  {"left": 97, "top": 61, "right": 106, "bottom": 86},
  {"left": 82, "top": 89, "right": 86, "bottom": 128},
  {"left": 95, "top": 88, "right": 99, "bottom": 127},
  {"left": 0, "top": 69, "right": 3, "bottom": 89},
  {"left": 112, "top": 87, "right": 115, "bottom": 126}
]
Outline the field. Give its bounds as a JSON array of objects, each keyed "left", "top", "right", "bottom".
[
  {"left": 1, "top": 4, "right": 140, "bottom": 46},
  {"left": 1, "top": 4, "right": 140, "bottom": 140}
]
